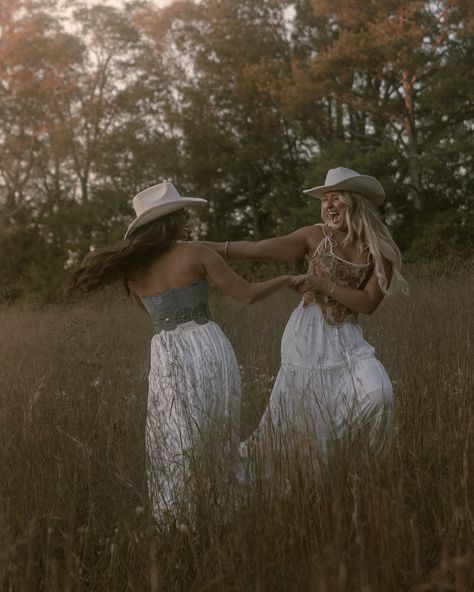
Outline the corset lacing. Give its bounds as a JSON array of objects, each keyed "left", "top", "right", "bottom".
[{"left": 302, "top": 225, "right": 373, "bottom": 327}]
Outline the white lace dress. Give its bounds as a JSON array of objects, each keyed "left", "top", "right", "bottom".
[
  {"left": 242, "top": 225, "right": 393, "bottom": 464},
  {"left": 141, "top": 280, "right": 241, "bottom": 521}
]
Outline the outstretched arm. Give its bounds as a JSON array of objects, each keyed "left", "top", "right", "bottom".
[
  {"left": 290, "top": 261, "right": 393, "bottom": 315},
  {"left": 198, "top": 246, "right": 290, "bottom": 304},
  {"left": 202, "top": 226, "right": 313, "bottom": 262}
]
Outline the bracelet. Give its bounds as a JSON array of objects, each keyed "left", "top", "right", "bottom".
[
  {"left": 224, "top": 240, "right": 230, "bottom": 260},
  {"left": 329, "top": 282, "right": 337, "bottom": 296}
]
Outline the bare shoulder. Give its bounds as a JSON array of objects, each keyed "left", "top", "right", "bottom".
[
  {"left": 296, "top": 223, "right": 324, "bottom": 251},
  {"left": 301, "top": 223, "right": 324, "bottom": 238},
  {"left": 177, "top": 242, "right": 219, "bottom": 262},
  {"left": 176, "top": 242, "right": 207, "bottom": 253}
]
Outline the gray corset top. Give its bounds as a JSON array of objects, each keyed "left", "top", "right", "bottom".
[{"left": 140, "top": 279, "right": 212, "bottom": 333}]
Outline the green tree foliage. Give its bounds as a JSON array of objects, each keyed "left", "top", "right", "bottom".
[
  {"left": 135, "top": 0, "right": 306, "bottom": 240},
  {"left": 290, "top": 1, "right": 452, "bottom": 209},
  {"left": 0, "top": 0, "right": 472, "bottom": 302}
]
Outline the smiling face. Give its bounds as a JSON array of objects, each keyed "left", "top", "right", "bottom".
[{"left": 322, "top": 191, "right": 349, "bottom": 232}]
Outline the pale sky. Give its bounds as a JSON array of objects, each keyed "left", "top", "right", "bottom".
[{"left": 82, "top": 0, "right": 174, "bottom": 7}]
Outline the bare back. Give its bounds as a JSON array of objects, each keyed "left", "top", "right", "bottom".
[{"left": 129, "top": 243, "right": 206, "bottom": 298}]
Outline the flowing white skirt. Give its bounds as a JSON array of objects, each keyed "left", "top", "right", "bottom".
[
  {"left": 145, "top": 320, "right": 241, "bottom": 521},
  {"left": 242, "top": 302, "right": 393, "bottom": 464}
]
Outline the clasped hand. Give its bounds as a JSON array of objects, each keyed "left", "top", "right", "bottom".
[{"left": 289, "top": 274, "right": 325, "bottom": 294}]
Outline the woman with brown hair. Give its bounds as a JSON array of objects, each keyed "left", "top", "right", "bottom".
[{"left": 67, "top": 182, "right": 291, "bottom": 522}]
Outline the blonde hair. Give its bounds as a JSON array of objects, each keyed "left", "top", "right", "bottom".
[{"left": 321, "top": 191, "right": 409, "bottom": 295}]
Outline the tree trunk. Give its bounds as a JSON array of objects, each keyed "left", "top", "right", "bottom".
[{"left": 402, "top": 70, "right": 423, "bottom": 211}]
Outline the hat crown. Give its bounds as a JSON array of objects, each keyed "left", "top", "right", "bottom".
[
  {"left": 132, "top": 182, "right": 181, "bottom": 216},
  {"left": 325, "top": 167, "right": 360, "bottom": 186},
  {"left": 124, "top": 182, "right": 207, "bottom": 239},
  {"left": 302, "top": 166, "right": 385, "bottom": 206}
]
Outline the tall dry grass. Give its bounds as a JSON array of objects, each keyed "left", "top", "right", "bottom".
[{"left": 0, "top": 260, "right": 472, "bottom": 591}]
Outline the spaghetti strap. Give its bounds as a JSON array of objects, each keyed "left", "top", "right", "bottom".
[
  {"left": 356, "top": 244, "right": 372, "bottom": 265},
  {"left": 311, "top": 224, "right": 336, "bottom": 258}
]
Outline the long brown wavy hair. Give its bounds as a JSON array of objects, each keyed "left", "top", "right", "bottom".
[{"left": 65, "top": 210, "right": 182, "bottom": 295}]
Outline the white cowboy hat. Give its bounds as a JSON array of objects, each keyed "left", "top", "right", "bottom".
[
  {"left": 124, "top": 182, "right": 207, "bottom": 238},
  {"left": 303, "top": 167, "right": 385, "bottom": 206}
]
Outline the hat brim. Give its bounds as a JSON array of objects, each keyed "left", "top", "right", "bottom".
[
  {"left": 124, "top": 197, "right": 207, "bottom": 239},
  {"left": 303, "top": 175, "right": 385, "bottom": 207}
]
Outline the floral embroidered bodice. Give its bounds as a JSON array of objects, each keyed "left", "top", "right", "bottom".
[{"left": 302, "top": 225, "right": 373, "bottom": 327}]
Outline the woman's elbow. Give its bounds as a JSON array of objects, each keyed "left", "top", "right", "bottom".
[
  {"left": 231, "top": 289, "right": 254, "bottom": 305},
  {"left": 364, "top": 299, "right": 381, "bottom": 315},
  {"left": 243, "top": 292, "right": 256, "bottom": 305}
]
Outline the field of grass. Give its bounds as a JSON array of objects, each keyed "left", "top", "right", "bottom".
[{"left": 0, "top": 260, "right": 473, "bottom": 591}]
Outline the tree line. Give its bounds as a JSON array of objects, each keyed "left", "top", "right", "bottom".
[{"left": 0, "top": 0, "right": 472, "bottom": 302}]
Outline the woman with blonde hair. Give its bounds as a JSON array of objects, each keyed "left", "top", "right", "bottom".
[
  {"left": 204, "top": 167, "right": 408, "bottom": 462},
  {"left": 67, "top": 182, "right": 291, "bottom": 522}
]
